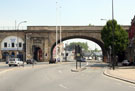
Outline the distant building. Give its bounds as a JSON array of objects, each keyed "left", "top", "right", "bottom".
[{"left": 1, "top": 36, "right": 24, "bottom": 61}]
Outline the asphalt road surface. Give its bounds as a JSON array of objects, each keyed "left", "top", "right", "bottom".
[{"left": 0, "top": 61, "right": 135, "bottom": 91}]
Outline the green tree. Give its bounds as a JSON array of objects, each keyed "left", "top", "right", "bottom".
[
  {"left": 94, "top": 48, "right": 98, "bottom": 52},
  {"left": 68, "top": 42, "right": 89, "bottom": 51},
  {"left": 101, "top": 20, "right": 128, "bottom": 55}
]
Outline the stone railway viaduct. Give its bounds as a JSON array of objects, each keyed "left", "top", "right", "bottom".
[{"left": 0, "top": 26, "right": 130, "bottom": 62}]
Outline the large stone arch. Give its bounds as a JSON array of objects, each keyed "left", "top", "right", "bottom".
[
  {"left": 26, "top": 26, "right": 129, "bottom": 62},
  {"left": 50, "top": 35, "right": 107, "bottom": 62}
]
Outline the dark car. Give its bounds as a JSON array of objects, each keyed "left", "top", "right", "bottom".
[
  {"left": 129, "top": 61, "right": 135, "bottom": 66},
  {"left": 26, "top": 59, "right": 36, "bottom": 64},
  {"left": 81, "top": 58, "right": 86, "bottom": 62},
  {"left": 49, "top": 58, "right": 56, "bottom": 64}
]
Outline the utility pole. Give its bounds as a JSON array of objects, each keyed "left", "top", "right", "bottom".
[
  {"left": 56, "top": 2, "right": 58, "bottom": 63},
  {"left": 112, "top": 0, "right": 115, "bottom": 70},
  {"left": 59, "top": 6, "right": 62, "bottom": 62},
  {"left": 17, "top": 21, "right": 27, "bottom": 66},
  {"left": 75, "top": 45, "right": 82, "bottom": 69}
]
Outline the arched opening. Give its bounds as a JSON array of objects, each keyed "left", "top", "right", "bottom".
[
  {"left": 33, "top": 46, "right": 43, "bottom": 62},
  {"left": 1, "top": 36, "right": 24, "bottom": 61},
  {"left": 50, "top": 36, "right": 106, "bottom": 63}
]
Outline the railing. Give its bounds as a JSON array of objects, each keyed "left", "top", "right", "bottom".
[{"left": 0, "top": 26, "right": 27, "bottom": 30}]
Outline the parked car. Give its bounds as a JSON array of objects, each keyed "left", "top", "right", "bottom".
[
  {"left": 49, "top": 58, "right": 56, "bottom": 64},
  {"left": 26, "top": 59, "right": 37, "bottom": 64},
  {"left": 81, "top": 58, "right": 86, "bottom": 62},
  {"left": 122, "top": 60, "right": 130, "bottom": 66},
  {"left": 8, "top": 58, "right": 23, "bottom": 67},
  {"left": 128, "top": 61, "right": 135, "bottom": 66}
]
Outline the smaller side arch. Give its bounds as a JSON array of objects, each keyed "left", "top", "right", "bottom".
[
  {"left": 1, "top": 36, "right": 24, "bottom": 51},
  {"left": 0, "top": 36, "right": 25, "bottom": 61}
]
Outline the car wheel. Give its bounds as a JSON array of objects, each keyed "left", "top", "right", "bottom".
[{"left": 9, "top": 65, "right": 11, "bottom": 67}]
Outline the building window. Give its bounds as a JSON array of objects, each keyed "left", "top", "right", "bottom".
[
  {"left": 12, "top": 43, "right": 15, "bottom": 48},
  {"left": 4, "top": 42, "right": 7, "bottom": 47},
  {"left": 19, "top": 43, "right": 22, "bottom": 47}
]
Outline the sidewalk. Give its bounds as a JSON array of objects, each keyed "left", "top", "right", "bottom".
[
  {"left": 104, "top": 66, "right": 135, "bottom": 84},
  {"left": 0, "top": 62, "right": 6, "bottom": 65}
]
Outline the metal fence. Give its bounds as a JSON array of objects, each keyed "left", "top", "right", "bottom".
[{"left": 0, "top": 26, "right": 27, "bottom": 30}]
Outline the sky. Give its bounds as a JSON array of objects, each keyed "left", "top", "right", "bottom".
[
  {"left": 0, "top": 0, "right": 134, "bottom": 27},
  {"left": 0, "top": 0, "right": 134, "bottom": 50}
]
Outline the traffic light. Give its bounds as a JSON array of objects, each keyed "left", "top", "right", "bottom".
[
  {"left": 75, "top": 45, "right": 82, "bottom": 61},
  {"left": 75, "top": 45, "right": 81, "bottom": 54},
  {"left": 75, "top": 45, "right": 78, "bottom": 54},
  {"left": 66, "top": 53, "right": 68, "bottom": 56},
  {"left": 78, "top": 45, "right": 81, "bottom": 53}
]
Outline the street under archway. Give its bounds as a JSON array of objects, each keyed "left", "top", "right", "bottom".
[{"left": 50, "top": 36, "right": 106, "bottom": 63}]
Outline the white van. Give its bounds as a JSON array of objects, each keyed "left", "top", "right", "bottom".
[{"left": 8, "top": 58, "right": 23, "bottom": 67}]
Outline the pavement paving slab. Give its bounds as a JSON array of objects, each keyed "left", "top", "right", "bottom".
[{"left": 104, "top": 67, "right": 135, "bottom": 84}]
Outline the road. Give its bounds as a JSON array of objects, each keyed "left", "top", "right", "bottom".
[
  {"left": 0, "top": 62, "right": 49, "bottom": 70},
  {"left": 0, "top": 60, "right": 135, "bottom": 91}
]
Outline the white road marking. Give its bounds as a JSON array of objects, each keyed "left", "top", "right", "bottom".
[{"left": 59, "top": 84, "right": 68, "bottom": 89}]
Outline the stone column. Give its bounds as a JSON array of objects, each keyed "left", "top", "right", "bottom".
[
  {"left": 26, "top": 34, "right": 32, "bottom": 60},
  {"left": 44, "top": 38, "right": 49, "bottom": 62}
]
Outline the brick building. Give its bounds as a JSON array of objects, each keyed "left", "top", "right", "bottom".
[{"left": 128, "top": 16, "right": 135, "bottom": 62}]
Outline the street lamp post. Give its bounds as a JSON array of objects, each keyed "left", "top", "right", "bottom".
[
  {"left": 101, "top": 0, "right": 115, "bottom": 69},
  {"left": 56, "top": 2, "right": 62, "bottom": 63},
  {"left": 17, "top": 21, "right": 27, "bottom": 51},
  {"left": 17, "top": 21, "right": 27, "bottom": 30},
  {"left": 59, "top": 6, "right": 63, "bottom": 62},
  {"left": 16, "top": 21, "right": 27, "bottom": 66},
  {"left": 17, "top": 21, "right": 27, "bottom": 52},
  {"left": 112, "top": 0, "right": 115, "bottom": 70},
  {"left": 56, "top": 2, "right": 58, "bottom": 63}
]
